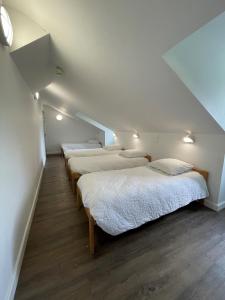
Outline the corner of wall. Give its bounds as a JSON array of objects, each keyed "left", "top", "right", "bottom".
[{"left": 217, "top": 155, "right": 225, "bottom": 208}]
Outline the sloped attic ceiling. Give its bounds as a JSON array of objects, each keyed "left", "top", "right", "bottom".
[
  {"left": 164, "top": 11, "right": 225, "bottom": 131},
  {"left": 5, "top": 0, "right": 225, "bottom": 133}
]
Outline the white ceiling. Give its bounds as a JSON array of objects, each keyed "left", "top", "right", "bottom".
[
  {"left": 11, "top": 35, "right": 53, "bottom": 92},
  {"left": 164, "top": 11, "right": 225, "bottom": 131},
  {"left": 5, "top": 0, "right": 225, "bottom": 133}
]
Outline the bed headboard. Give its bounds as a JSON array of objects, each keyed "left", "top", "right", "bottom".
[{"left": 192, "top": 168, "right": 208, "bottom": 182}]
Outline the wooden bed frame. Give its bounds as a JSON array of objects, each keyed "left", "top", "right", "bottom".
[
  {"left": 68, "top": 155, "right": 152, "bottom": 193},
  {"left": 61, "top": 147, "right": 64, "bottom": 158},
  {"left": 77, "top": 167, "right": 208, "bottom": 256}
]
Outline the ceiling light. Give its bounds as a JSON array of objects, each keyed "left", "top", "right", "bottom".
[
  {"left": 133, "top": 132, "right": 140, "bottom": 139},
  {"left": 34, "top": 92, "right": 40, "bottom": 100},
  {"left": 56, "top": 114, "right": 63, "bottom": 121},
  {"left": 0, "top": 6, "right": 13, "bottom": 47},
  {"left": 183, "top": 132, "right": 195, "bottom": 144}
]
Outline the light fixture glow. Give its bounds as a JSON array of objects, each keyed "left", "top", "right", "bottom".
[
  {"left": 183, "top": 133, "right": 195, "bottom": 144},
  {"left": 113, "top": 132, "right": 117, "bottom": 138},
  {"left": 56, "top": 114, "right": 63, "bottom": 121},
  {"left": 34, "top": 92, "right": 40, "bottom": 100},
  {"left": 0, "top": 6, "right": 13, "bottom": 46},
  {"left": 133, "top": 132, "right": 140, "bottom": 139}
]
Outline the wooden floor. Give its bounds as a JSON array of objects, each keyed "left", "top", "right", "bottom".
[{"left": 15, "top": 156, "right": 225, "bottom": 300}]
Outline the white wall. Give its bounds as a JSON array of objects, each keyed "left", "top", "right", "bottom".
[
  {"left": 164, "top": 11, "right": 225, "bottom": 131},
  {"left": 0, "top": 46, "right": 45, "bottom": 300},
  {"left": 76, "top": 112, "right": 115, "bottom": 146},
  {"left": 11, "top": 35, "right": 53, "bottom": 93},
  {"left": 8, "top": 6, "right": 54, "bottom": 93},
  {"left": 117, "top": 131, "right": 225, "bottom": 210},
  {"left": 218, "top": 155, "right": 225, "bottom": 208},
  {"left": 105, "top": 130, "right": 115, "bottom": 145},
  {"left": 97, "top": 131, "right": 105, "bottom": 146},
  {"left": 44, "top": 105, "right": 102, "bottom": 154},
  {"left": 7, "top": 5, "right": 47, "bottom": 52}
]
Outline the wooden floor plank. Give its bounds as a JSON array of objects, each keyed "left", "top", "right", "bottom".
[{"left": 15, "top": 156, "right": 225, "bottom": 300}]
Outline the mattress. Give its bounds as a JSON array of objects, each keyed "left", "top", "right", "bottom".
[
  {"left": 77, "top": 166, "right": 209, "bottom": 235},
  {"left": 61, "top": 143, "right": 101, "bottom": 152},
  {"left": 68, "top": 154, "right": 148, "bottom": 174},
  {"left": 64, "top": 149, "right": 121, "bottom": 159}
]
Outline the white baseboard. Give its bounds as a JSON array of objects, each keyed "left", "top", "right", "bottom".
[
  {"left": 204, "top": 199, "right": 225, "bottom": 212},
  {"left": 6, "top": 165, "right": 44, "bottom": 300}
]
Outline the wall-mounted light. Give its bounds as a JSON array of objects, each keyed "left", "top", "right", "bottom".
[
  {"left": 133, "top": 132, "right": 140, "bottom": 139},
  {"left": 0, "top": 5, "right": 13, "bottom": 47},
  {"left": 113, "top": 132, "right": 117, "bottom": 138},
  {"left": 56, "top": 114, "right": 63, "bottom": 121},
  {"left": 34, "top": 92, "right": 40, "bottom": 100},
  {"left": 183, "top": 131, "right": 195, "bottom": 144}
]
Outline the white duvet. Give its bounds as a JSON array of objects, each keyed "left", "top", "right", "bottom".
[
  {"left": 64, "top": 148, "right": 121, "bottom": 159},
  {"left": 68, "top": 154, "right": 148, "bottom": 174},
  {"left": 77, "top": 166, "right": 209, "bottom": 235}
]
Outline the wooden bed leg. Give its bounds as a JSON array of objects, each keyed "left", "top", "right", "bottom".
[
  {"left": 89, "top": 216, "right": 96, "bottom": 256},
  {"left": 77, "top": 187, "right": 96, "bottom": 256},
  {"left": 65, "top": 158, "right": 67, "bottom": 169},
  {"left": 68, "top": 168, "right": 72, "bottom": 180},
  {"left": 71, "top": 174, "right": 75, "bottom": 192},
  {"left": 65, "top": 159, "right": 70, "bottom": 178},
  {"left": 198, "top": 199, "right": 205, "bottom": 206},
  {"left": 76, "top": 186, "right": 82, "bottom": 209}
]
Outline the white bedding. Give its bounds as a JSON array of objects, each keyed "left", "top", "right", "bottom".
[
  {"left": 61, "top": 143, "right": 101, "bottom": 152},
  {"left": 64, "top": 148, "right": 121, "bottom": 159},
  {"left": 68, "top": 154, "right": 148, "bottom": 174},
  {"left": 77, "top": 166, "right": 209, "bottom": 236}
]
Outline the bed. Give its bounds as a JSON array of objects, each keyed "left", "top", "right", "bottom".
[
  {"left": 68, "top": 153, "right": 151, "bottom": 192},
  {"left": 77, "top": 160, "right": 209, "bottom": 255},
  {"left": 64, "top": 148, "right": 121, "bottom": 160},
  {"left": 61, "top": 142, "right": 102, "bottom": 157},
  {"left": 64, "top": 149, "right": 125, "bottom": 177}
]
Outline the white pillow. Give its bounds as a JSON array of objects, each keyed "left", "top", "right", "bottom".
[
  {"left": 104, "top": 144, "right": 122, "bottom": 151},
  {"left": 88, "top": 139, "right": 99, "bottom": 144},
  {"left": 149, "top": 158, "right": 193, "bottom": 175},
  {"left": 119, "top": 149, "right": 147, "bottom": 158}
]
